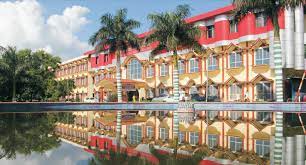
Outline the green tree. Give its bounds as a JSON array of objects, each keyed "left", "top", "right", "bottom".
[
  {"left": 232, "top": 1, "right": 304, "bottom": 164},
  {"left": 89, "top": 9, "right": 141, "bottom": 150},
  {"left": 0, "top": 113, "right": 61, "bottom": 159},
  {"left": 0, "top": 46, "right": 28, "bottom": 101},
  {"left": 0, "top": 46, "right": 63, "bottom": 102},
  {"left": 146, "top": 4, "right": 202, "bottom": 156}
]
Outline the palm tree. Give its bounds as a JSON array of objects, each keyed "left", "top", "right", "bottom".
[
  {"left": 146, "top": 4, "right": 202, "bottom": 153},
  {"left": 89, "top": 9, "right": 140, "bottom": 152},
  {"left": 0, "top": 46, "right": 28, "bottom": 101},
  {"left": 232, "top": 1, "right": 304, "bottom": 164}
]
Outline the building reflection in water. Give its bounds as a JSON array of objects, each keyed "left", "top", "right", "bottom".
[{"left": 54, "top": 110, "right": 286, "bottom": 164}]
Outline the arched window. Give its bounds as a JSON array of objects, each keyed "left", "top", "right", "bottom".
[{"left": 127, "top": 59, "right": 142, "bottom": 79}]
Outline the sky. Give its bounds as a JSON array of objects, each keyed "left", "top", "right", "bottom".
[
  {"left": 0, "top": 0, "right": 231, "bottom": 60},
  {"left": 0, "top": 142, "right": 93, "bottom": 165}
]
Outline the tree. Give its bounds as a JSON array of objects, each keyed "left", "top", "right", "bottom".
[
  {"left": 146, "top": 4, "right": 202, "bottom": 155},
  {"left": 0, "top": 46, "right": 62, "bottom": 102},
  {"left": 89, "top": 9, "right": 141, "bottom": 150},
  {"left": 0, "top": 46, "right": 28, "bottom": 101},
  {"left": 232, "top": 0, "right": 305, "bottom": 164},
  {"left": 0, "top": 113, "right": 61, "bottom": 159}
]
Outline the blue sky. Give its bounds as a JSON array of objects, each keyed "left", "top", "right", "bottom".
[
  {"left": 39, "top": 0, "right": 231, "bottom": 41},
  {"left": 0, "top": 0, "right": 230, "bottom": 60}
]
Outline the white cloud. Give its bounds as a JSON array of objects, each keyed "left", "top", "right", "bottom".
[{"left": 0, "top": 0, "right": 91, "bottom": 61}]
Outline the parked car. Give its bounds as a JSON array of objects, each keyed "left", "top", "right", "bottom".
[{"left": 84, "top": 97, "right": 99, "bottom": 103}]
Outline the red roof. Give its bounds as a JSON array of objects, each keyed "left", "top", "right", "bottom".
[
  {"left": 185, "top": 5, "right": 234, "bottom": 23},
  {"left": 83, "top": 4, "right": 235, "bottom": 55}
]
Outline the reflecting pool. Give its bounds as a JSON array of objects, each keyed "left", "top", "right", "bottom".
[{"left": 0, "top": 111, "right": 305, "bottom": 165}]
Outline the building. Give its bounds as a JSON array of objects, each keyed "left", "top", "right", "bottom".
[
  {"left": 55, "top": 55, "right": 92, "bottom": 101},
  {"left": 54, "top": 4, "right": 306, "bottom": 163}
]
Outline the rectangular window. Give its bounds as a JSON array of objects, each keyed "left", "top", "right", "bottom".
[
  {"left": 159, "top": 128, "right": 168, "bottom": 141},
  {"left": 256, "top": 140, "right": 270, "bottom": 157},
  {"left": 255, "top": 47, "right": 269, "bottom": 65},
  {"left": 229, "top": 84, "right": 242, "bottom": 101},
  {"left": 208, "top": 134, "right": 218, "bottom": 148},
  {"left": 230, "top": 136, "right": 243, "bottom": 152},
  {"left": 100, "top": 74, "right": 104, "bottom": 80},
  {"left": 178, "top": 60, "right": 185, "bottom": 74},
  {"left": 257, "top": 112, "right": 272, "bottom": 122},
  {"left": 256, "top": 82, "right": 272, "bottom": 101},
  {"left": 207, "top": 25, "right": 215, "bottom": 38},
  {"left": 160, "top": 63, "right": 168, "bottom": 76},
  {"left": 229, "top": 52, "right": 242, "bottom": 68},
  {"left": 159, "top": 88, "right": 168, "bottom": 96},
  {"left": 127, "top": 125, "right": 142, "bottom": 145},
  {"left": 178, "top": 131, "right": 185, "bottom": 144},
  {"left": 96, "top": 56, "right": 99, "bottom": 65},
  {"left": 208, "top": 55, "right": 218, "bottom": 71},
  {"left": 230, "top": 111, "right": 242, "bottom": 120},
  {"left": 189, "top": 58, "right": 199, "bottom": 73},
  {"left": 104, "top": 54, "right": 109, "bottom": 63},
  {"left": 208, "top": 85, "right": 218, "bottom": 97},
  {"left": 189, "top": 132, "right": 199, "bottom": 145},
  {"left": 146, "top": 66, "right": 154, "bottom": 78},
  {"left": 255, "top": 13, "right": 267, "bottom": 27},
  {"left": 230, "top": 20, "right": 238, "bottom": 33},
  {"left": 146, "top": 126, "right": 154, "bottom": 138},
  {"left": 208, "top": 111, "right": 218, "bottom": 120}
]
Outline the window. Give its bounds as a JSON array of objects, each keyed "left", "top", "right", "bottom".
[
  {"left": 178, "top": 60, "right": 185, "bottom": 74},
  {"left": 127, "top": 125, "right": 142, "bottom": 145},
  {"left": 208, "top": 134, "right": 218, "bottom": 148},
  {"left": 95, "top": 75, "right": 99, "bottom": 84},
  {"left": 207, "top": 25, "right": 215, "bottom": 38},
  {"left": 256, "top": 140, "right": 270, "bottom": 157},
  {"left": 127, "top": 59, "right": 142, "bottom": 79},
  {"left": 159, "top": 128, "right": 168, "bottom": 141},
  {"left": 208, "top": 111, "right": 218, "bottom": 120},
  {"left": 146, "top": 65, "right": 154, "bottom": 78},
  {"left": 159, "top": 88, "right": 168, "bottom": 96},
  {"left": 189, "top": 132, "right": 199, "bottom": 145},
  {"left": 229, "top": 84, "right": 242, "bottom": 101},
  {"left": 208, "top": 85, "right": 218, "bottom": 97},
  {"left": 160, "top": 63, "right": 168, "bottom": 76},
  {"left": 229, "top": 52, "right": 242, "bottom": 68},
  {"left": 230, "top": 20, "right": 238, "bottom": 33},
  {"left": 146, "top": 126, "right": 154, "bottom": 138},
  {"left": 95, "top": 56, "right": 99, "bottom": 65},
  {"left": 100, "top": 74, "right": 104, "bottom": 80},
  {"left": 230, "top": 136, "right": 243, "bottom": 152},
  {"left": 208, "top": 55, "right": 218, "bottom": 71},
  {"left": 104, "top": 141, "right": 109, "bottom": 150},
  {"left": 230, "top": 111, "right": 242, "bottom": 120},
  {"left": 255, "top": 13, "right": 267, "bottom": 27},
  {"left": 178, "top": 131, "right": 186, "bottom": 144},
  {"left": 256, "top": 82, "right": 272, "bottom": 101},
  {"left": 189, "top": 58, "right": 199, "bottom": 73},
  {"left": 104, "top": 54, "right": 109, "bottom": 63},
  {"left": 255, "top": 47, "right": 269, "bottom": 65},
  {"left": 257, "top": 112, "right": 272, "bottom": 122}
]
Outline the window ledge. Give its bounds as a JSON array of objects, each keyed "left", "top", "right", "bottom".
[{"left": 252, "top": 65, "right": 270, "bottom": 73}]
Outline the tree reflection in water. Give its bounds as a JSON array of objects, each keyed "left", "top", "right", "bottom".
[{"left": 0, "top": 112, "right": 73, "bottom": 159}]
